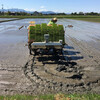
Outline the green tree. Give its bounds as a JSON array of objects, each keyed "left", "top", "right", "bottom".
[
  {"left": 79, "top": 12, "right": 84, "bottom": 15},
  {"left": 6, "top": 11, "right": 11, "bottom": 15}
]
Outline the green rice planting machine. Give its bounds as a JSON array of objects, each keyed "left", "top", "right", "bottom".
[{"left": 28, "top": 21, "right": 65, "bottom": 55}]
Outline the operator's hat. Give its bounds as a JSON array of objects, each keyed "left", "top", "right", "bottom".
[
  {"left": 53, "top": 17, "right": 57, "bottom": 21},
  {"left": 29, "top": 21, "right": 35, "bottom": 24}
]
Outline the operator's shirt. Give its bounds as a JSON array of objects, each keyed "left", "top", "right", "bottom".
[{"left": 47, "top": 21, "right": 56, "bottom": 25}]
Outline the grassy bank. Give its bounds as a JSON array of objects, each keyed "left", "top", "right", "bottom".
[
  {"left": 0, "top": 18, "right": 22, "bottom": 23},
  {"left": 71, "top": 18, "right": 100, "bottom": 23},
  {"left": 0, "top": 15, "right": 100, "bottom": 19},
  {"left": 0, "top": 93, "right": 100, "bottom": 100},
  {"left": 0, "top": 15, "right": 100, "bottom": 23}
]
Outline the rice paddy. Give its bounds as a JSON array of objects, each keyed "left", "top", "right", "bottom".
[{"left": 0, "top": 15, "right": 100, "bottom": 23}]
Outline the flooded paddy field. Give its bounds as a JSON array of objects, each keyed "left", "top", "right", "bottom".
[
  {"left": 0, "top": 18, "right": 18, "bottom": 21},
  {"left": 0, "top": 18, "right": 100, "bottom": 95},
  {"left": 0, "top": 18, "right": 19, "bottom": 23}
]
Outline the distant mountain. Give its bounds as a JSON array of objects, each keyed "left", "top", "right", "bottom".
[
  {"left": 40, "top": 11, "right": 56, "bottom": 14},
  {"left": 0, "top": 8, "right": 66, "bottom": 14},
  {"left": 0, "top": 8, "right": 26, "bottom": 12},
  {"left": 8, "top": 8, "right": 26, "bottom": 12},
  {"left": 0, "top": 9, "right": 7, "bottom": 12}
]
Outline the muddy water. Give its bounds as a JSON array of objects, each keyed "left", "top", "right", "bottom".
[
  {"left": 0, "top": 18, "right": 51, "bottom": 44},
  {"left": 0, "top": 18, "right": 100, "bottom": 73},
  {"left": 60, "top": 19, "right": 100, "bottom": 41},
  {"left": 0, "top": 18, "right": 100, "bottom": 43},
  {"left": 0, "top": 18, "right": 17, "bottom": 21},
  {"left": 0, "top": 18, "right": 100, "bottom": 95}
]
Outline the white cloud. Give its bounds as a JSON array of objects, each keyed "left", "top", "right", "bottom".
[
  {"left": 39, "top": 8, "right": 47, "bottom": 11},
  {"left": 24, "top": 7, "right": 47, "bottom": 12},
  {"left": 24, "top": 8, "right": 35, "bottom": 11},
  {"left": 39, "top": 6, "right": 47, "bottom": 11},
  {"left": 40, "top": 6, "right": 45, "bottom": 9},
  {"left": 53, "top": 9, "right": 64, "bottom": 13}
]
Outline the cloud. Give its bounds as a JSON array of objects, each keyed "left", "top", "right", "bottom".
[
  {"left": 53, "top": 9, "right": 64, "bottom": 13},
  {"left": 24, "top": 8, "right": 35, "bottom": 11},
  {"left": 40, "top": 6, "right": 45, "bottom": 9},
  {"left": 39, "top": 8, "right": 47, "bottom": 11},
  {"left": 39, "top": 6, "right": 47, "bottom": 11}
]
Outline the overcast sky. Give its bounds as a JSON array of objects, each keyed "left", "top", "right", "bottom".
[{"left": 0, "top": 0, "right": 100, "bottom": 13}]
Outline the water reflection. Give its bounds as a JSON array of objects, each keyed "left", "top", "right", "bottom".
[{"left": 0, "top": 18, "right": 100, "bottom": 44}]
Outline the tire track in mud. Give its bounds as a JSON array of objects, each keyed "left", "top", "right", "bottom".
[
  {"left": 23, "top": 50, "right": 100, "bottom": 93},
  {"left": 66, "top": 35, "right": 100, "bottom": 66},
  {"left": 23, "top": 30, "right": 100, "bottom": 93}
]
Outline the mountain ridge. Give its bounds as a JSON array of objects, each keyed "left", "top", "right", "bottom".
[{"left": 0, "top": 8, "right": 58, "bottom": 14}]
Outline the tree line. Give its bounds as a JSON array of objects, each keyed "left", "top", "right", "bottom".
[
  {"left": 0, "top": 11, "right": 100, "bottom": 16},
  {"left": 71, "top": 12, "right": 100, "bottom": 15}
]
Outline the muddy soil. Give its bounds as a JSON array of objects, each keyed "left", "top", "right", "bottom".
[{"left": 0, "top": 19, "right": 100, "bottom": 95}]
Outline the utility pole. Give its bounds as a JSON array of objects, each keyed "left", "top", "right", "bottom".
[{"left": 2, "top": 4, "right": 4, "bottom": 15}]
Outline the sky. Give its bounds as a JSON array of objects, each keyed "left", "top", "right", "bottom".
[{"left": 0, "top": 0, "right": 100, "bottom": 13}]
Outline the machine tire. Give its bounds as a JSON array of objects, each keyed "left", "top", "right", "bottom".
[{"left": 28, "top": 43, "right": 32, "bottom": 55}]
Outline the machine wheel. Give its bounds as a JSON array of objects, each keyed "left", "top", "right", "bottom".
[
  {"left": 53, "top": 49, "right": 57, "bottom": 55},
  {"left": 59, "top": 49, "right": 63, "bottom": 54},
  {"left": 34, "top": 50, "right": 38, "bottom": 55},
  {"left": 28, "top": 43, "right": 32, "bottom": 55},
  {"left": 29, "top": 48, "right": 32, "bottom": 55}
]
